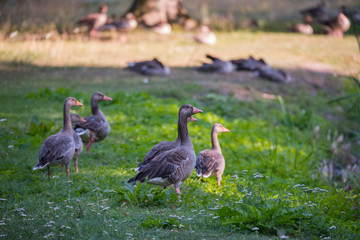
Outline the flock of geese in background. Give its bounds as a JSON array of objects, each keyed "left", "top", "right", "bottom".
[
  {"left": 33, "top": 92, "right": 229, "bottom": 197},
  {"left": 73, "top": 0, "right": 360, "bottom": 84},
  {"left": 125, "top": 54, "right": 291, "bottom": 83},
  {"left": 74, "top": 0, "right": 356, "bottom": 43}
]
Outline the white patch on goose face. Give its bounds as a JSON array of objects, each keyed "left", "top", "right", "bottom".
[{"left": 147, "top": 177, "right": 170, "bottom": 187}]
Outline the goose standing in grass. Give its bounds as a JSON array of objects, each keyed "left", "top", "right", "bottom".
[
  {"left": 70, "top": 114, "right": 86, "bottom": 173},
  {"left": 125, "top": 58, "right": 171, "bottom": 76},
  {"left": 128, "top": 104, "right": 203, "bottom": 197},
  {"left": 33, "top": 97, "right": 83, "bottom": 180},
  {"left": 77, "top": 4, "right": 108, "bottom": 37},
  {"left": 195, "top": 123, "right": 230, "bottom": 186},
  {"left": 74, "top": 92, "right": 112, "bottom": 154},
  {"left": 136, "top": 116, "right": 198, "bottom": 172}
]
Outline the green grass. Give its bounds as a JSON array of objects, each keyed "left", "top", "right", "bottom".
[{"left": 0, "top": 32, "right": 360, "bottom": 239}]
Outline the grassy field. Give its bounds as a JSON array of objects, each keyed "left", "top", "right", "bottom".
[{"left": 0, "top": 31, "right": 360, "bottom": 239}]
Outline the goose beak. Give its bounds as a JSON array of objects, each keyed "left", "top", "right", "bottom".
[
  {"left": 189, "top": 116, "right": 197, "bottom": 122},
  {"left": 192, "top": 107, "right": 203, "bottom": 114},
  {"left": 75, "top": 100, "right": 83, "bottom": 106},
  {"left": 103, "top": 95, "right": 112, "bottom": 101},
  {"left": 80, "top": 117, "right": 87, "bottom": 123},
  {"left": 223, "top": 127, "right": 230, "bottom": 132}
]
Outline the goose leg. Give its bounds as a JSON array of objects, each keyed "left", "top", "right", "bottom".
[
  {"left": 86, "top": 131, "right": 94, "bottom": 154},
  {"left": 74, "top": 158, "right": 79, "bottom": 173},
  {"left": 47, "top": 166, "right": 51, "bottom": 179},
  {"left": 61, "top": 162, "right": 64, "bottom": 172},
  {"left": 66, "top": 167, "right": 70, "bottom": 180}
]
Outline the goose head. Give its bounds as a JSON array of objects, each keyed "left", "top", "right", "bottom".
[
  {"left": 66, "top": 97, "right": 83, "bottom": 107},
  {"left": 70, "top": 114, "right": 86, "bottom": 123},
  {"left": 179, "top": 104, "right": 203, "bottom": 119},
  {"left": 213, "top": 123, "right": 230, "bottom": 133},
  {"left": 92, "top": 91, "right": 113, "bottom": 102}
]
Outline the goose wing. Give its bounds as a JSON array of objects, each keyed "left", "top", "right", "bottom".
[
  {"left": 129, "top": 147, "right": 190, "bottom": 184},
  {"left": 75, "top": 115, "right": 105, "bottom": 132},
  {"left": 195, "top": 150, "right": 222, "bottom": 177},
  {"left": 37, "top": 134, "right": 74, "bottom": 168}
]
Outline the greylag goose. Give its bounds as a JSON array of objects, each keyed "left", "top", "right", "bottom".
[
  {"left": 195, "top": 123, "right": 230, "bottom": 186},
  {"left": 125, "top": 58, "right": 171, "bottom": 76},
  {"left": 33, "top": 97, "right": 83, "bottom": 180},
  {"left": 136, "top": 116, "right": 198, "bottom": 172},
  {"left": 230, "top": 56, "right": 270, "bottom": 72},
  {"left": 99, "top": 13, "right": 137, "bottom": 32},
  {"left": 128, "top": 104, "right": 203, "bottom": 197},
  {"left": 74, "top": 92, "right": 112, "bottom": 154},
  {"left": 77, "top": 4, "right": 108, "bottom": 37},
  {"left": 193, "top": 25, "right": 217, "bottom": 45},
  {"left": 230, "top": 56, "right": 291, "bottom": 83},
  {"left": 197, "top": 54, "right": 234, "bottom": 74},
  {"left": 70, "top": 114, "right": 86, "bottom": 173}
]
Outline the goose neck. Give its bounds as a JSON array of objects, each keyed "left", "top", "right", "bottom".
[{"left": 211, "top": 128, "right": 221, "bottom": 153}]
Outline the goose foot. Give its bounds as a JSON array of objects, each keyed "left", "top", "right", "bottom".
[
  {"left": 74, "top": 158, "right": 79, "bottom": 173},
  {"left": 66, "top": 168, "right": 70, "bottom": 180},
  {"left": 175, "top": 187, "right": 181, "bottom": 201}
]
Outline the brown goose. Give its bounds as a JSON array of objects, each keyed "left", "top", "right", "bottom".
[
  {"left": 195, "top": 123, "right": 230, "bottom": 186},
  {"left": 128, "top": 104, "right": 203, "bottom": 197},
  {"left": 125, "top": 58, "right": 171, "bottom": 76},
  {"left": 74, "top": 92, "right": 112, "bottom": 154},
  {"left": 70, "top": 114, "right": 86, "bottom": 173},
  {"left": 33, "top": 97, "right": 83, "bottom": 180},
  {"left": 136, "top": 116, "right": 198, "bottom": 172},
  {"left": 77, "top": 4, "right": 108, "bottom": 37}
]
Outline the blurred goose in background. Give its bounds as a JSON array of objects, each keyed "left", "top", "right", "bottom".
[
  {"left": 197, "top": 54, "right": 234, "bottom": 74},
  {"left": 341, "top": 5, "right": 360, "bottom": 23},
  {"left": 321, "top": 13, "right": 351, "bottom": 38},
  {"left": 74, "top": 92, "right": 112, "bottom": 154},
  {"left": 193, "top": 24, "right": 217, "bottom": 45},
  {"left": 33, "top": 97, "right": 83, "bottom": 180},
  {"left": 125, "top": 58, "right": 171, "bottom": 76},
  {"left": 299, "top": 0, "right": 328, "bottom": 23},
  {"left": 195, "top": 123, "right": 230, "bottom": 186},
  {"left": 231, "top": 56, "right": 291, "bottom": 83},
  {"left": 70, "top": 114, "right": 86, "bottom": 173},
  {"left": 77, "top": 4, "right": 108, "bottom": 37},
  {"left": 289, "top": 15, "right": 314, "bottom": 35},
  {"left": 128, "top": 104, "right": 203, "bottom": 198},
  {"left": 257, "top": 68, "right": 292, "bottom": 83},
  {"left": 230, "top": 56, "right": 270, "bottom": 72},
  {"left": 136, "top": 116, "right": 198, "bottom": 172},
  {"left": 99, "top": 13, "right": 137, "bottom": 32}
]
